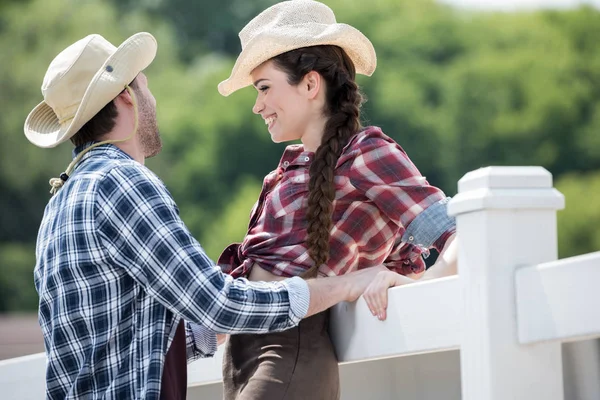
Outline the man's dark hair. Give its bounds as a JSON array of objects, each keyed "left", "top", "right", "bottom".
[{"left": 70, "top": 79, "right": 139, "bottom": 147}]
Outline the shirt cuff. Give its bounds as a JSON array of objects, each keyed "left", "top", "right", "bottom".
[
  {"left": 402, "top": 197, "right": 456, "bottom": 249},
  {"left": 281, "top": 276, "right": 310, "bottom": 322},
  {"left": 433, "top": 227, "right": 457, "bottom": 251},
  {"left": 188, "top": 322, "right": 217, "bottom": 357}
]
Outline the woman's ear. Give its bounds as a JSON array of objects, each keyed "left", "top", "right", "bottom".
[{"left": 303, "top": 71, "right": 322, "bottom": 100}]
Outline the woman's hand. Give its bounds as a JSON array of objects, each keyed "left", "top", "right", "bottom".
[{"left": 363, "top": 270, "right": 415, "bottom": 321}]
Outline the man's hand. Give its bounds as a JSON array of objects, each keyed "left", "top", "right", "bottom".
[
  {"left": 216, "top": 334, "right": 228, "bottom": 346},
  {"left": 305, "top": 265, "right": 389, "bottom": 318},
  {"left": 343, "top": 265, "right": 390, "bottom": 302},
  {"left": 363, "top": 270, "right": 415, "bottom": 321}
]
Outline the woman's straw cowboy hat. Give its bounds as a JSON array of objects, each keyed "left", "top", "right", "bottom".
[
  {"left": 24, "top": 32, "right": 157, "bottom": 148},
  {"left": 218, "top": 0, "right": 377, "bottom": 96}
]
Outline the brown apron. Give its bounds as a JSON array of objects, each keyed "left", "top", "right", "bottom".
[{"left": 223, "top": 311, "right": 340, "bottom": 400}]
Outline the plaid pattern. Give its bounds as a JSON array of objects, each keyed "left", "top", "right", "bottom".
[
  {"left": 34, "top": 143, "right": 309, "bottom": 400},
  {"left": 219, "top": 126, "right": 455, "bottom": 278}
]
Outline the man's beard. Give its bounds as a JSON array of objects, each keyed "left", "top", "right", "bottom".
[{"left": 137, "top": 95, "right": 162, "bottom": 158}]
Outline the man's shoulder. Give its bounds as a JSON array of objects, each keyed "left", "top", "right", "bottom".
[
  {"left": 80, "top": 157, "right": 156, "bottom": 181},
  {"left": 78, "top": 158, "right": 166, "bottom": 196}
]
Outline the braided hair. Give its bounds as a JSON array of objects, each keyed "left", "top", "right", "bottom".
[{"left": 272, "top": 46, "right": 364, "bottom": 278}]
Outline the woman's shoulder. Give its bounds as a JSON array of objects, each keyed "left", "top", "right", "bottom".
[
  {"left": 341, "top": 126, "right": 400, "bottom": 157},
  {"left": 346, "top": 126, "right": 396, "bottom": 149}
]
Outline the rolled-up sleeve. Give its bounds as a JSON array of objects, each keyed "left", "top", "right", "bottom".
[
  {"left": 184, "top": 276, "right": 309, "bottom": 362},
  {"left": 186, "top": 322, "right": 217, "bottom": 361},
  {"left": 95, "top": 164, "right": 309, "bottom": 335},
  {"left": 282, "top": 276, "right": 310, "bottom": 320},
  {"left": 401, "top": 197, "right": 456, "bottom": 251}
]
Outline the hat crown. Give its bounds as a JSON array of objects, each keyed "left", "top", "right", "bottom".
[
  {"left": 42, "top": 34, "right": 116, "bottom": 123},
  {"left": 239, "top": 0, "right": 336, "bottom": 49}
]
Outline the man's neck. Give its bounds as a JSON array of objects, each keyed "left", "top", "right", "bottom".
[
  {"left": 103, "top": 107, "right": 145, "bottom": 164},
  {"left": 112, "top": 141, "right": 145, "bottom": 164},
  {"left": 104, "top": 125, "right": 145, "bottom": 164}
]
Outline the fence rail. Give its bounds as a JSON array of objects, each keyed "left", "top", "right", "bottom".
[{"left": 1, "top": 166, "right": 599, "bottom": 399}]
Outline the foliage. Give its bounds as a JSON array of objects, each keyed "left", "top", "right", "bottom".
[
  {"left": 109, "top": 0, "right": 280, "bottom": 59},
  {"left": 0, "top": 243, "right": 37, "bottom": 312},
  {"left": 1, "top": 0, "right": 599, "bottom": 311},
  {"left": 199, "top": 177, "right": 262, "bottom": 261},
  {"left": 555, "top": 172, "right": 600, "bottom": 258}
]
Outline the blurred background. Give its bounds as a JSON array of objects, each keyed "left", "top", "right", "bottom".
[{"left": 0, "top": 0, "right": 599, "bottom": 360}]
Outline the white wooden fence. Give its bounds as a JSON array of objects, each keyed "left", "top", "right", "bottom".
[{"left": 1, "top": 166, "right": 599, "bottom": 399}]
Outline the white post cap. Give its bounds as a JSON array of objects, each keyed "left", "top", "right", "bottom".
[{"left": 448, "top": 166, "right": 565, "bottom": 217}]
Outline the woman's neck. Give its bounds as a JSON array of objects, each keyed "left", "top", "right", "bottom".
[{"left": 300, "top": 115, "right": 328, "bottom": 152}]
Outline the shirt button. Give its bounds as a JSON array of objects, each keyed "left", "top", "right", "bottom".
[
  {"left": 408, "top": 236, "right": 414, "bottom": 241},
  {"left": 283, "top": 161, "right": 290, "bottom": 167},
  {"left": 304, "top": 156, "right": 310, "bottom": 162}
]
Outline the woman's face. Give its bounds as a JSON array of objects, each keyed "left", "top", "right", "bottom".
[{"left": 250, "top": 60, "right": 323, "bottom": 145}]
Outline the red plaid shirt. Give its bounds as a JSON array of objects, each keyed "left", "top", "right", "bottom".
[{"left": 218, "top": 126, "right": 455, "bottom": 278}]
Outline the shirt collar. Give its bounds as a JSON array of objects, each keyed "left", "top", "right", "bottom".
[
  {"left": 279, "top": 145, "right": 314, "bottom": 169},
  {"left": 72, "top": 141, "right": 134, "bottom": 162},
  {"left": 277, "top": 126, "right": 376, "bottom": 170}
]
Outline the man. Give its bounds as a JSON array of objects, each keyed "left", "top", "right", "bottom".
[{"left": 25, "top": 32, "right": 387, "bottom": 399}]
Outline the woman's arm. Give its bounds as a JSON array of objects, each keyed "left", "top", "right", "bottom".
[
  {"left": 420, "top": 234, "right": 457, "bottom": 280},
  {"left": 362, "top": 235, "right": 458, "bottom": 321},
  {"left": 346, "top": 131, "right": 455, "bottom": 276}
]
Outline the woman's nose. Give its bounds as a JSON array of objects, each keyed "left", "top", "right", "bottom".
[{"left": 252, "top": 96, "right": 264, "bottom": 115}]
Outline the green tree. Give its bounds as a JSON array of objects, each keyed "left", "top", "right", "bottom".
[
  {"left": 0, "top": 0, "right": 184, "bottom": 310},
  {"left": 110, "top": 0, "right": 280, "bottom": 59},
  {"left": 199, "top": 177, "right": 262, "bottom": 261},
  {"left": 0, "top": 243, "right": 38, "bottom": 312},
  {"left": 2, "top": 0, "right": 600, "bottom": 312},
  {"left": 556, "top": 172, "right": 600, "bottom": 258},
  {"left": 0, "top": 0, "right": 179, "bottom": 243}
]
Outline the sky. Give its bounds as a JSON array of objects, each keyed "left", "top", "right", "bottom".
[{"left": 437, "top": 0, "right": 600, "bottom": 11}]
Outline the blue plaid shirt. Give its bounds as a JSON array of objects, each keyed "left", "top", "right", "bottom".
[{"left": 34, "top": 143, "right": 310, "bottom": 399}]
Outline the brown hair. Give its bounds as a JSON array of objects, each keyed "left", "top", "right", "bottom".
[
  {"left": 70, "top": 79, "right": 139, "bottom": 147},
  {"left": 272, "top": 46, "right": 364, "bottom": 278}
]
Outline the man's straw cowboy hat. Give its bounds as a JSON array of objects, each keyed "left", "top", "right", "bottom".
[
  {"left": 24, "top": 32, "right": 157, "bottom": 148},
  {"left": 218, "top": 0, "right": 377, "bottom": 97}
]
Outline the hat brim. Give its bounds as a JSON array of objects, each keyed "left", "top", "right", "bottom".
[
  {"left": 217, "top": 23, "right": 377, "bottom": 97},
  {"left": 24, "top": 32, "right": 157, "bottom": 148}
]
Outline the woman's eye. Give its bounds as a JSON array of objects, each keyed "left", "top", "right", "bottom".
[{"left": 259, "top": 86, "right": 269, "bottom": 93}]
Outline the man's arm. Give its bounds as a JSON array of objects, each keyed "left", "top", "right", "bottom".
[
  {"left": 304, "top": 266, "right": 385, "bottom": 316},
  {"left": 96, "top": 165, "right": 377, "bottom": 337},
  {"left": 185, "top": 266, "right": 385, "bottom": 360}
]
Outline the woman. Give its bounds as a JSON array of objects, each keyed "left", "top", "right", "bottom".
[{"left": 216, "top": 1, "right": 458, "bottom": 399}]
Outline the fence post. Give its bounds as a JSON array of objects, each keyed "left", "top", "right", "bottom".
[{"left": 448, "top": 166, "right": 565, "bottom": 400}]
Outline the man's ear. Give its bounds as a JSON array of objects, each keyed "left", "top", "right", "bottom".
[
  {"left": 302, "top": 71, "right": 322, "bottom": 100},
  {"left": 115, "top": 87, "right": 134, "bottom": 106}
]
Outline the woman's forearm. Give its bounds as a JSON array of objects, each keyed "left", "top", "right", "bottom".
[{"left": 422, "top": 234, "right": 458, "bottom": 280}]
